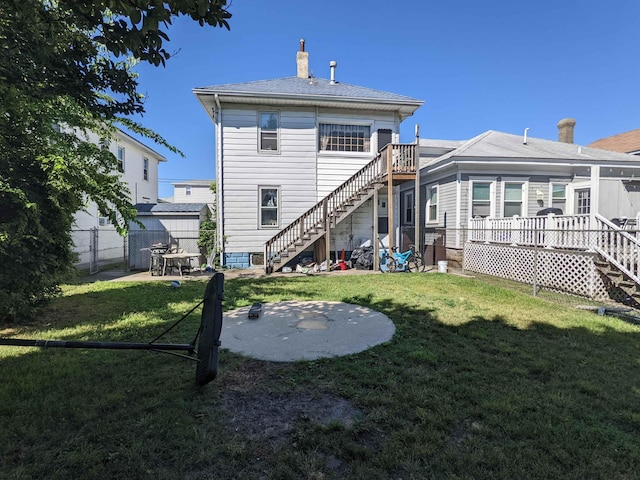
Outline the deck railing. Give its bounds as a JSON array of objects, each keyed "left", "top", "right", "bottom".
[
  {"left": 469, "top": 213, "right": 640, "bottom": 285},
  {"left": 468, "top": 214, "right": 593, "bottom": 249},
  {"left": 264, "top": 143, "right": 416, "bottom": 271},
  {"left": 594, "top": 214, "right": 640, "bottom": 284}
]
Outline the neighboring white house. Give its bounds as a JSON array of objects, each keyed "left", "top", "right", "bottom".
[
  {"left": 172, "top": 180, "right": 215, "bottom": 212},
  {"left": 193, "top": 40, "right": 423, "bottom": 268},
  {"left": 73, "top": 128, "right": 167, "bottom": 270},
  {"left": 395, "top": 120, "right": 640, "bottom": 263}
]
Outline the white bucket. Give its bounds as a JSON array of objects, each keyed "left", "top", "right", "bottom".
[{"left": 437, "top": 260, "right": 448, "bottom": 273}]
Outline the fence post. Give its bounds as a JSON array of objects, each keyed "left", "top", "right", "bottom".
[{"left": 533, "top": 225, "right": 539, "bottom": 296}]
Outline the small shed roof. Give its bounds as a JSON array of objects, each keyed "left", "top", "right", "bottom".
[{"left": 135, "top": 203, "right": 207, "bottom": 214}]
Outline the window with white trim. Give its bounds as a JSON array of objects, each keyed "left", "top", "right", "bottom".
[
  {"left": 259, "top": 112, "right": 279, "bottom": 152},
  {"left": 427, "top": 185, "right": 438, "bottom": 223},
  {"left": 471, "top": 182, "right": 492, "bottom": 218},
  {"left": 402, "top": 191, "right": 414, "bottom": 225},
  {"left": 551, "top": 183, "right": 566, "bottom": 212},
  {"left": 503, "top": 183, "right": 524, "bottom": 217},
  {"left": 259, "top": 186, "right": 279, "bottom": 228},
  {"left": 318, "top": 124, "right": 371, "bottom": 152},
  {"left": 143, "top": 157, "right": 149, "bottom": 181},
  {"left": 186, "top": 185, "right": 192, "bottom": 196},
  {"left": 116, "top": 146, "right": 125, "bottom": 173}
]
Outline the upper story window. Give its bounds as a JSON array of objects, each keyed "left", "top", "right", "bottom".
[
  {"left": 503, "top": 183, "right": 524, "bottom": 217},
  {"left": 551, "top": 183, "right": 566, "bottom": 213},
  {"left": 116, "top": 146, "right": 125, "bottom": 173},
  {"left": 319, "top": 124, "right": 371, "bottom": 152},
  {"left": 143, "top": 157, "right": 149, "bottom": 181},
  {"left": 259, "top": 112, "right": 279, "bottom": 152},
  {"left": 259, "top": 186, "right": 279, "bottom": 228},
  {"left": 402, "top": 191, "right": 414, "bottom": 225},
  {"left": 471, "top": 182, "right": 492, "bottom": 218},
  {"left": 427, "top": 185, "right": 438, "bottom": 222},
  {"left": 186, "top": 185, "right": 192, "bottom": 196}
]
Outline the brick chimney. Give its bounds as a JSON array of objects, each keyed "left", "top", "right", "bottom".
[
  {"left": 557, "top": 118, "right": 576, "bottom": 144},
  {"left": 296, "top": 39, "right": 309, "bottom": 79}
]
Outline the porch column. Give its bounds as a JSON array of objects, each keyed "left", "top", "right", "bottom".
[
  {"left": 590, "top": 165, "right": 600, "bottom": 248},
  {"left": 373, "top": 187, "right": 379, "bottom": 271},
  {"left": 414, "top": 127, "right": 421, "bottom": 252},
  {"left": 323, "top": 198, "right": 331, "bottom": 269},
  {"left": 387, "top": 145, "right": 394, "bottom": 249}
]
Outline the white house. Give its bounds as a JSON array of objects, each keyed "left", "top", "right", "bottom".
[
  {"left": 73, "top": 128, "right": 166, "bottom": 271},
  {"left": 172, "top": 179, "right": 215, "bottom": 212},
  {"left": 194, "top": 40, "right": 422, "bottom": 268}
]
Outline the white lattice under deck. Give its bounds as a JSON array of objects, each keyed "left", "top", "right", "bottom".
[{"left": 463, "top": 243, "right": 610, "bottom": 300}]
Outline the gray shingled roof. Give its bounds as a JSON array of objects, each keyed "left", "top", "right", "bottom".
[
  {"left": 194, "top": 76, "right": 422, "bottom": 105},
  {"left": 426, "top": 130, "right": 640, "bottom": 167},
  {"left": 135, "top": 203, "right": 207, "bottom": 214}
]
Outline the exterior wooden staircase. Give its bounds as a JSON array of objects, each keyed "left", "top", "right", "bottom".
[
  {"left": 264, "top": 143, "right": 417, "bottom": 273},
  {"left": 593, "top": 215, "right": 640, "bottom": 306}
]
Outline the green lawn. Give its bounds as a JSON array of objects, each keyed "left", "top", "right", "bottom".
[{"left": 1, "top": 274, "right": 639, "bottom": 479}]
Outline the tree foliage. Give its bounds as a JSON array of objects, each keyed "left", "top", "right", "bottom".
[
  {"left": 0, "top": 0, "right": 231, "bottom": 321},
  {"left": 197, "top": 182, "right": 217, "bottom": 265}
]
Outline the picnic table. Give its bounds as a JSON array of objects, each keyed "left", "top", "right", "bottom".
[{"left": 162, "top": 252, "right": 201, "bottom": 277}]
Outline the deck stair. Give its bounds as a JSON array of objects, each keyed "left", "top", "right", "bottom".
[
  {"left": 593, "top": 214, "right": 640, "bottom": 305},
  {"left": 264, "top": 143, "right": 416, "bottom": 272}
]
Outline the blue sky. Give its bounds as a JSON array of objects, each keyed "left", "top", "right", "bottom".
[{"left": 130, "top": 0, "right": 640, "bottom": 198}]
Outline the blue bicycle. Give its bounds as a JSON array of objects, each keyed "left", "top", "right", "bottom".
[{"left": 379, "top": 244, "right": 425, "bottom": 273}]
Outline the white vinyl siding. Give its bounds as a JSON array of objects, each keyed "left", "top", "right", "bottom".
[{"left": 221, "top": 107, "right": 317, "bottom": 253}]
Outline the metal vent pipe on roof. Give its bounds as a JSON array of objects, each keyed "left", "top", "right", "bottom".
[{"left": 329, "top": 61, "right": 337, "bottom": 84}]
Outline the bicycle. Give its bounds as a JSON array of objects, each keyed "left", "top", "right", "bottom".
[{"left": 379, "top": 243, "right": 426, "bottom": 273}]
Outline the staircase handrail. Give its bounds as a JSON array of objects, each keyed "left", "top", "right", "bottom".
[
  {"left": 593, "top": 214, "right": 640, "bottom": 285},
  {"left": 264, "top": 143, "right": 416, "bottom": 270}
]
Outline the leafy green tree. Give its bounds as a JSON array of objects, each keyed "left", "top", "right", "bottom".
[
  {"left": 197, "top": 182, "right": 217, "bottom": 266},
  {"left": 0, "top": 1, "right": 231, "bottom": 321}
]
